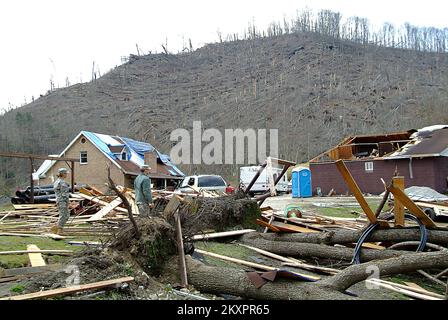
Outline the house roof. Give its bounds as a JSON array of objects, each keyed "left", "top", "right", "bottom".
[
  {"left": 384, "top": 125, "right": 448, "bottom": 159},
  {"left": 38, "top": 131, "right": 184, "bottom": 179},
  {"left": 311, "top": 125, "right": 448, "bottom": 162}
]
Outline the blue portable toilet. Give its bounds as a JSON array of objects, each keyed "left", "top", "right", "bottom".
[{"left": 292, "top": 167, "right": 312, "bottom": 198}]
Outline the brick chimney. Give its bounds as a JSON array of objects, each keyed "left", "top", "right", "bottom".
[{"left": 144, "top": 151, "right": 158, "bottom": 172}]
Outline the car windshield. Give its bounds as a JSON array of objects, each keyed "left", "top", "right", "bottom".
[{"left": 198, "top": 176, "right": 226, "bottom": 187}]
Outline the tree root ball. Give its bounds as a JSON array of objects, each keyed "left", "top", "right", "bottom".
[{"left": 109, "top": 217, "right": 177, "bottom": 275}]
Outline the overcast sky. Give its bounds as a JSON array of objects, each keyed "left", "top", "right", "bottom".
[{"left": 0, "top": 0, "right": 447, "bottom": 113}]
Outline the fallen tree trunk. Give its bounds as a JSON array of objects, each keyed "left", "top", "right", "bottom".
[
  {"left": 240, "top": 233, "right": 411, "bottom": 262},
  {"left": 185, "top": 256, "right": 351, "bottom": 300},
  {"left": 186, "top": 250, "right": 448, "bottom": 300},
  {"left": 240, "top": 228, "right": 448, "bottom": 246}
]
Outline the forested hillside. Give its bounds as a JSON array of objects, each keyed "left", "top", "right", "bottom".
[{"left": 1, "top": 9, "right": 448, "bottom": 193}]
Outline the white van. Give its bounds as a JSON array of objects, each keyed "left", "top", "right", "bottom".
[{"left": 239, "top": 166, "right": 288, "bottom": 194}]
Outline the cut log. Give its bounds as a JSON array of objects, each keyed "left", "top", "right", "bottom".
[
  {"left": 241, "top": 228, "right": 448, "bottom": 246},
  {"left": 0, "top": 276, "right": 134, "bottom": 300},
  {"left": 185, "top": 250, "right": 448, "bottom": 300},
  {"left": 240, "top": 233, "right": 410, "bottom": 262}
]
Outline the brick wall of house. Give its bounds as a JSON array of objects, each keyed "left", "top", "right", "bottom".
[
  {"left": 40, "top": 134, "right": 124, "bottom": 192},
  {"left": 310, "top": 157, "right": 442, "bottom": 195}
]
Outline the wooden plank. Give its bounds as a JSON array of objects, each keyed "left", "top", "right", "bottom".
[
  {"left": 0, "top": 276, "right": 134, "bottom": 300},
  {"left": 271, "top": 221, "right": 319, "bottom": 233},
  {"left": 388, "top": 186, "right": 437, "bottom": 228},
  {"left": 192, "top": 229, "right": 256, "bottom": 241},
  {"left": 195, "top": 249, "right": 320, "bottom": 281},
  {"left": 415, "top": 202, "right": 448, "bottom": 210},
  {"left": 13, "top": 204, "right": 56, "bottom": 210},
  {"left": 255, "top": 219, "right": 280, "bottom": 232},
  {"left": 27, "top": 245, "right": 46, "bottom": 267},
  {"left": 174, "top": 211, "right": 188, "bottom": 287},
  {"left": 335, "top": 160, "right": 377, "bottom": 223},
  {"left": 0, "top": 232, "right": 65, "bottom": 240},
  {"left": 361, "top": 242, "right": 386, "bottom": 250},
  {"left": 0, "top": 249, "right": 73, "bottom": 255},
  {"left": 367, "top": 278, "right": 444, "bottom": 300},
  {"left": 163, "top": 195, "right": 182, "bottom": 217},
  {"left": 87, "top": 197, "right": 122, "bottom": 221},
  {"left": 266, "top": 157, "right": 277, "bottom": 197},
  {"left": 0, "top": 211, "right": 14, "bottom": 223},
  {"left": 393, "top": 176, "right": 405, "bottom": 227}
]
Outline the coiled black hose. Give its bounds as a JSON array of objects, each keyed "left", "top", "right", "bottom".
[{"left": 351, "top": 213, "right": 427, "bottom": 264}]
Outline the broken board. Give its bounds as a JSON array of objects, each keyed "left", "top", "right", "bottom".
[
  {"left": 87, "top": 197, "right": 123, "bottom": 221},
  {"left": 27, "top": 245, "right": 46, "bottom": 267}
]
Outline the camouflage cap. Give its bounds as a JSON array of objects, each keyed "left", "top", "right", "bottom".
[{"left": 58, "top": 168, "right": 68, "bottom": 174}]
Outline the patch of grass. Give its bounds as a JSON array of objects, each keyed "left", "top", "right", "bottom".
[
  {"left": 313, "top": 206, "right": 360, "bottom": 218},
  {"left": 194, "top": 241, "right": 254, "bottom": 269},
  {"left": 0, "top": 204, "right": 14, "bottom": 212},
  {"left": 0, "top": 236, "right": 85, "bottom": 268},
  {"left": 10, "top": 284, "right": 25, "bottom": 293}
]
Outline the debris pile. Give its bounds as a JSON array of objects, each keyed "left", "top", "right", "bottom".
[{"left": 1, "top": 159, "right": 448, "bottom": 301}]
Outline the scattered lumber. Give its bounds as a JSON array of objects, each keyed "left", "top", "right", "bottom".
[
  {"left": 0, "top": 276, "right": 135, "bottom": 300},
  {"left": 87, "top": 197, "right": 122, "bottom": 221}
]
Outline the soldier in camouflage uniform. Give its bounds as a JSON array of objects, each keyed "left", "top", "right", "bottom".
[
  {"left": 51, "top": 167, "right": 71, "bottom": 234},
  {"left": 134, "top": 165, "right": 154, "bottom": 217}
]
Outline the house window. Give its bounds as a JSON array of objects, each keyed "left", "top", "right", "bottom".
[
  {"left": 80, "top": 151, "right": 88, "bottom": 164},
  {"left": 365, "top": 161, "right": 373, "bottom": 172},
  {"left": 121, "top": 151, "right": 127, "bottom": 161}
]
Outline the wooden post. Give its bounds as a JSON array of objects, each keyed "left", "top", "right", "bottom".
[
  {"left": 29, "top": 158, "right": 34, "bottom": 204},
  {"left": 70, "top": 161, "right": 75, "bottom": 193},
  {"left": 174, "top": 210, "right": 188, "bottom": 287},
  {"left": 393, "top": 176, "right": 405, "bottom": 227},
  {"left": 387, "top": 185, "right": 436, "bottom": 228},
  {"left": 335, "top": 160, "right": 377, "bottom": 224}
]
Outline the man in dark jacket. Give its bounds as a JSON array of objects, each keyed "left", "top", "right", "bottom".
[{"left": 134, "top": 165, "right": 153, "bottom": 217}]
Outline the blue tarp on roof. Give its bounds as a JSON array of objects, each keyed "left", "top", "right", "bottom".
[
  {"left": 121, "top": 137, "right": 155, "bottom": 156},
  {"left": 83, "top": 131, "right": 184, "bottom": 177},
  {"left": 82, "top": 131, "right": 116, "bottom": 159}
]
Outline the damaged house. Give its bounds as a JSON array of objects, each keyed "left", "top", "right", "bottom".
[
  {"left": 36, "top": 131, "right": 184, "bottom": 192},
  {"left": 309, "top": 125, "right": 448, "bottom": 195}
]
